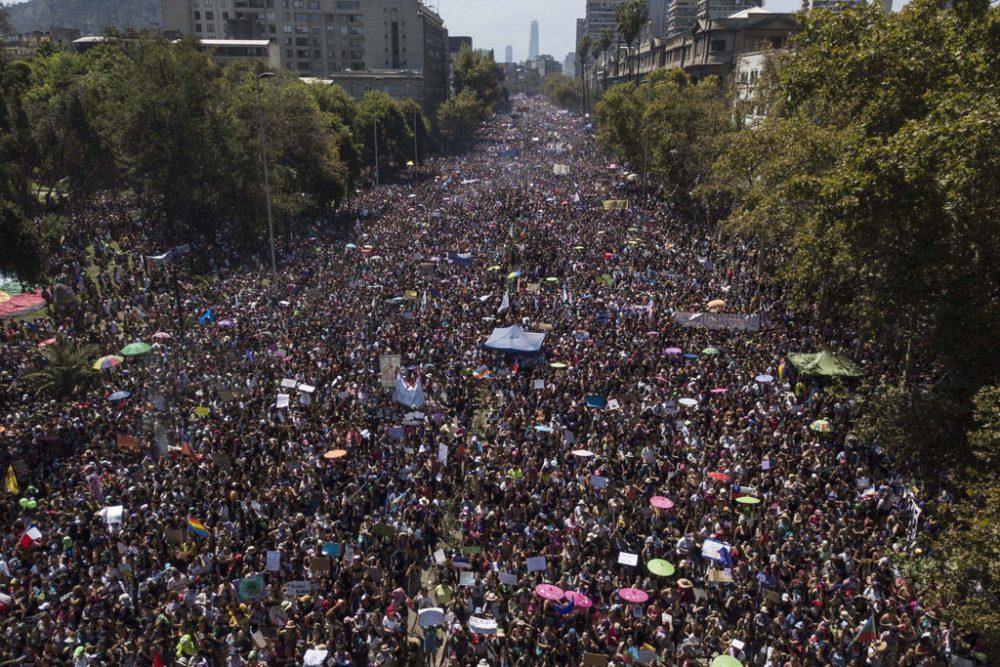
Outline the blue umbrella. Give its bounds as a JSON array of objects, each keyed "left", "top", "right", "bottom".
[
  {"left": 683, "top": 353, "right": 699, "bottom": 359},
  {"left": 108, "top": 390, "right": 131, "bottom": 401}
]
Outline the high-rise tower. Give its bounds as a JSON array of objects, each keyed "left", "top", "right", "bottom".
[{"left": 528, "top": 20, "right": 539, "bottom": 59}]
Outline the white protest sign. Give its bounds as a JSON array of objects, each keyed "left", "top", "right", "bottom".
[
  {"left": 266, "top": 550, "right": 281, "bottom": 572},
  {"left": 276, "top": 393, "right": 290, "bottom": 408},
  {"left": 459, "top": 571, "right": 475, "bottom": 586},
  {"left": 433, "top": 549, "right": 446, "bottom": 565},
  {"left": 618, "top": 551, "right": 639, "bottom": 567},
  {"left": 526, "top": 556, "right": 547, "bottom": 572}
]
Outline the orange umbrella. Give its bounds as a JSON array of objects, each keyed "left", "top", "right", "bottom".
[{"left": 323, "top": 449, "right": 348, "bottom": 460}]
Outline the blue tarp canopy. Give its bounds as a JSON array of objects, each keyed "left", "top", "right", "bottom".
[{"left": 483, "top": 325, "right": 546, "bottom": 354}]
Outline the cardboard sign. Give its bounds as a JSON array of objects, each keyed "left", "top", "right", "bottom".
[
  {"left": 116, "top": 435, "right": 139, "bottom": 450},
  {"left": 309, "top": 556, "right": 331, "bottom": 573},
  {"left": 165, "top": 528, "right": 185, "bottom": 544},
  {"left": 286, "top": 581, "right": 314, "bottom": 596},
  {"left": 236, "top": 575, "right": 267, "bottom": 602},
  {"left": 266, "top": 550, "right": 281, "bottom": 572},
  {"left": 379, "top": 354, "right": 402, "bottom": 389},
  {"left": 433, "top": 549, "right": 446, "bottom": 565}
]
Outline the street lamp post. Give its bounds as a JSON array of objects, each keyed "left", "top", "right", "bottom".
[
  {"left": 406, "top": 84, "right": 419, "bottom": 166},
  {"left": 255, "top": 71, "right": 277, "bottom": 276}
]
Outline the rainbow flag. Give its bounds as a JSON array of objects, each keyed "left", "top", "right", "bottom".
[{"left": 187, "top": 517, "right": 210, "bottom": 538}]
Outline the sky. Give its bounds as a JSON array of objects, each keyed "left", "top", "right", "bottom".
[{"left": 434, "top": 0, "right": 801, "bottom": 63}]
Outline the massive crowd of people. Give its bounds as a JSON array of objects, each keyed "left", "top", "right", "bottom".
[{"left": 0, "top": 98, "right": 981, "bottom": 667}]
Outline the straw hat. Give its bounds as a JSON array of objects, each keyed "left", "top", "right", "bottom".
[{"left": 677, "top": 578, "right": 693, "bottom": 589}]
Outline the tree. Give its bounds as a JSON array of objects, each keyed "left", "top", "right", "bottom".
[
  {"left": 437, "top": 88, "right": 488, "bottom": 151},
  {"left": 596, "top": 28, "right": 613, "bottom": 93},
  {"left": 713, "top": 0, "right": 1000, "bottom": 478},
  {"left": 577, "top": 35, "right": 592, "bottom": 115},
  {"left": 903, "top": 387, "right": 1000, "bottom": 647},
  {"left": 541, "top": 74, "right": 583, "bottom": 112},
  {"left": 23, "top": 343, "right": 99, "bottom": 399},
  {"left": 451, "top": 44, "right": 502, "bottom": 111},
  {"left": 356, "top": 91, "right": 412, "bottom": 173},
  {"left": 399, "top": 98, "right": 430, "bottom": 164},
  {"left": 615, "top": 0, "right": 649, "bottom": 83}
]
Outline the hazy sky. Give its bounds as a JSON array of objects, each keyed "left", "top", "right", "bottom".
[{"left": 434, "top": 0, "right": 802, "bottom": 62}]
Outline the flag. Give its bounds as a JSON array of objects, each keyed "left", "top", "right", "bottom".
[
  {"left": 848, "top": 617, "right": 876, "bottom": 647},
  {"left": 197, "top": 308, "right": 215, "bottom": 325},
  {"left": 153, "top": 652, "right": 164, "bottom": 667},
  {"left": 473, "top": 365, "right": 492, "bottom": 380},
  {"left": 187, "top": 517, "right": 210, "bottom": 539},
  {"left": 19, "top": 526, "right": 42, "bottom": 549},
  {"left": 498, "top": 289, "right": 510, "bottom": 314},
  {"left": 404, "top": 290, "right": 418, "bottom": 300},
  {"left": 511, "top": 360, "right": 520, "bottom": 375},
  {"left": 5, "top": 465, "right": 17, "bottom": 495},
  {"left": 395, "top": 373, "right": 426, "bottom": 408}
]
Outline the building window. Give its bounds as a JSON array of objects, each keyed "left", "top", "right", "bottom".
[
  {"left": 207, "top": 23, "right": 216, "bottom": 32},
  {"left": 710, "top": 39, "right": 726, "bottom": 52},
  {"left": 205, "top": 10, "right": 214, "bottom": 19},
  {"left": 194, "top": 11, "right": 201, "bottom": 19},
  {"left": 195, "top": 23, "right": 203, "bottom": 32}
]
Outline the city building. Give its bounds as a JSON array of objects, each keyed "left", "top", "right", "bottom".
[
  {"left": 648, "top": 0, "right": 670, "bottom": 38},
  {"left": 667, "top": 0, "right": 699, "bottom": 35},
  {"left": 734, "top": 50, "right": 771, "bottom": 126},
  {"left": 313, "top": 69, "right": 423, "bottom": 101},
  {"left": 528, "top": 20, "right": 539, "bottom": 59},
  {"left": 159, "top": 0, "right": 449, "bottom": 113},
  {"left": 697, "top": 0, "right": 763, "bottom": 22},
  {"left": 584, "top": 0, "right": 625, "bottom": 42},
  {"left": 563, "top": 52, "right": 576, "bottom": 77},
  {"left": 629, "top": 7, "right": 797, "bottom": 85},
  {"left": 505, "top": 44, "right": 513, "bottom": 63},
  {"left": 526, "top": 54, "right": 561, "bottom": 77},
  {"left": 1, "top": 27, "right": 81, "bottom": 59},
  {"left": 448, "top": 35, "right": 472, "bottom": 54}
]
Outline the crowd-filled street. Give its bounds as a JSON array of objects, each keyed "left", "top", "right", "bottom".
[{"left": 0, "top": 98, "right": 968, "bottom": 667}]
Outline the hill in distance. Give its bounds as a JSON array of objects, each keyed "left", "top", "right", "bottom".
[{"left": 4, "top": 0, "right": 161, "bottom": 35}]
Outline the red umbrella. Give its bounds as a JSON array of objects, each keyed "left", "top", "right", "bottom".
[
  {"left": 618, "top": 588, "right": 649, "bottom": 604},
  {"left": 534, "top": 584, "right": 565, "bottom": 601}
]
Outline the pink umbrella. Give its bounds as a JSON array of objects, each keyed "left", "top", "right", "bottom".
[
  {"left": 565, "top": 591, "right": 593, "bottom": 608},
  {"left": 618, "top": 588, "right": 649, "bottom": 604},
  {"left": 665, "top": 347, "right": 682, "bottom": 355},
  {"left": 650, "top": 496, "right": 674, "bottom": 510},
  {"left": 711, "top": 387, "right": 728, "bottom": 394},
  {"left": 534, "top": 584, "right": 565, "bottom": 601}
]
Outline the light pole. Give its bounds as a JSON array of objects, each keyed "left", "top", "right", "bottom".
[
  {"left": 372, "top": 77, "right": 383, "bottom": 187},
  {"left": 255, "top": 71, "right": 277, "bottom": 276},
  {"left": 406, "top": 83, "right": 419, "bottom": 166}
]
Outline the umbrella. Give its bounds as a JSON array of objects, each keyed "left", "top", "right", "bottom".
[
  {"left": 618, "top": 588, "right": 649, "bottom": 604},
  {"left": 487, "top": 265, "right": 501, "bottom": 271},
  {"left": 545, "top": 277, "right": 559, "bottom": 282},
  {"left": 534, "top": 425, "right": 554, "bottom": 432},
  {"left": 418, "top": 608, "right": 445, "bottom": 627},
  {"left": 711, "top": 387, "right": 728, "bottom": 394},
  {"left": 647, "top": 559, "right": 676, "bottom": 577},
  {"left": 573, "top": 246, "right": 585, "bottom": 250},
  {"left": 702, "top": 346, "right": 721, "bottom": 356},
  {"left": 549, "top": 362, "right": 567, "bottom": 369},
  {"left": 93, "top": 355, "right": 124, "bottom": 370},
  {"left": 572, "top": 449, "right": 595, "bottom": 458},
  {"left": 345, "top": 243, "right": 357, "bottom": 249},
  {"left": 534, "top": 584, "right": 565, "bottom": 601},
  {"left": 711, "top": 656, "right": 743, "bottom": 667},
  {"left": 708, "top": 471, "right": 731, "bottom": 482},
  {"left": 755, "top": 374, "right": 774, "bottom": 383},
  {"left": 650, "top": 496, "right": 674, "bottom": 510},
  {"left": 119, "top": 342, "right": 152, "bottom": 356},
  {"left": 38, "top": 337, "right": 57, "bottom": 347},
  {"left": 810, "top": 419, "right": 833, "bottom": 433},
  {"left": 665, "top": 347, "right": 682, "bottom": 355},
  {"left": 108, "top": 390, "right": 131, "bottom": 401},
  {"left": 565, "top": 591, "right": 593, "bottom": 608},
  {"left": 736, "top": 495, "right": 761, "bottom": 505},
  {"left": 707, "top": 299, "right": 726, "bottom": 311},
  {"left": 323, "top": 449, "right": 347, "bottom": 460},
  {"left": 218, "top": 319, "right": 235, "bottom": 328},
  {"left": 507, "top": 271, "right": 522, "bottom": 280},
  {"left": 151, "top": 332, "right": 172, "bottom": 340},
  {"left": 678, "top": 397, "right": 698, "bottom": 408}
]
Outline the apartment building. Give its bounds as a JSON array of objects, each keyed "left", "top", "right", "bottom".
[{"left": 161, "top": 0, "right": 448, "bottom": 112}]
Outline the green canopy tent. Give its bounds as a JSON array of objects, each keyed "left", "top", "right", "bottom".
[{"left": 787, "top": 351, "right": 862, "bottom": 379}]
